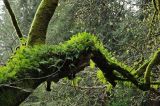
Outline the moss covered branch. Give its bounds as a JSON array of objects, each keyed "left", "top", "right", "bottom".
[
  {"left": 1, "top": 0, "right": 159, "bottom": 105},
  {"left": 144, "top": 49, "right": 160, "bottom": 85},
  {"left": 27, "top": 0, "right": 59, "bottom": 46},
  {"left": 0, "top": 33, "right": 160, "bottom": 105}
]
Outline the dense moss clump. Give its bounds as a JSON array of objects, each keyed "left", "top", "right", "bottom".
[{"left": 0, "top": 32, "right": 134, "bottom": 84}]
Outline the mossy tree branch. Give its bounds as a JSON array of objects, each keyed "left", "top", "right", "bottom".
[
  {"left": 144, "top": 50, "right": 160, "bottom": 85},
  {"left": 0, "top": 0, "right": 160, "bottom": 105},
  {"left": 0, "top": 33, "right": 160, "bottom": 105},
  {"left": 26, "top": 0, "right": 59, "bottom": 91},
  {"left": 0, "top": 0, "right": 59, "bottom": 104},
  {"left": 27, "top": 0, "right": 59, "bottom": 46},
  {"left": 3, "top": 0, "right": 23, "bottom": 38}
]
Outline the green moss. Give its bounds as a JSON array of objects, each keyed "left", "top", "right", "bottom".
[
  {"left": 144, "top": 49, "right": 160, "bottom": 84},
  {"left": 0, "top": 32, "right": 135, "bottom": 84},
  {"left": 27, "top": 0, "right": 58, "bottom": 45}
]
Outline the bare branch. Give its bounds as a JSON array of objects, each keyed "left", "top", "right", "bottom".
[{"left": 3, "top": 0, "right": 23, "bottom": 38}]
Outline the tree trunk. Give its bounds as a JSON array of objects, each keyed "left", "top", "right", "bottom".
[{"left": 27, "top": 0, "right": 59, "bottom": 46}]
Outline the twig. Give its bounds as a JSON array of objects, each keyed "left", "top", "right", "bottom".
[
  {"left": 0, "top": 84, "right": 32, "bottom": 93},
  {"left": 74, "top": 85, "right": 107, "bottom": 89},
  {"left": 61, "top": 82, "right": 107, "bottom": 90}
]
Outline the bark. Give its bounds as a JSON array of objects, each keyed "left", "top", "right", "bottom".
[
  {"left": 27, "top": 0, "right": 59, "bottom": 46},
  {"left": 3, "top": 0, "right": 23, "bottom": 38}
]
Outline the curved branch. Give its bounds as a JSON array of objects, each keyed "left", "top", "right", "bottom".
[
  {"left": 144, "top": 49, "right": 160, "bottom": 85},
  {"left": 0, "top": 33, "right": 160, "bottom": 105},
  {"left": 27, "top": 0, "right": 59, "bottom": 46}
]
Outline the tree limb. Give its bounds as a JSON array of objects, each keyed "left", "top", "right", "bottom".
[
  {"left": 0, "top": 33, "right": 160, "bottom": 105},
  {"left": 27, "top": 0, "right": 59, "bottom": 46},
  {"left": 3, "top": 0, "right": 23, "bottom": 38}
]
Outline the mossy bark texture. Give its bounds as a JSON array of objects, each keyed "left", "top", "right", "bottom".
[{"left": 27, "top": 0, "right": 59, "bottom": 46}]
